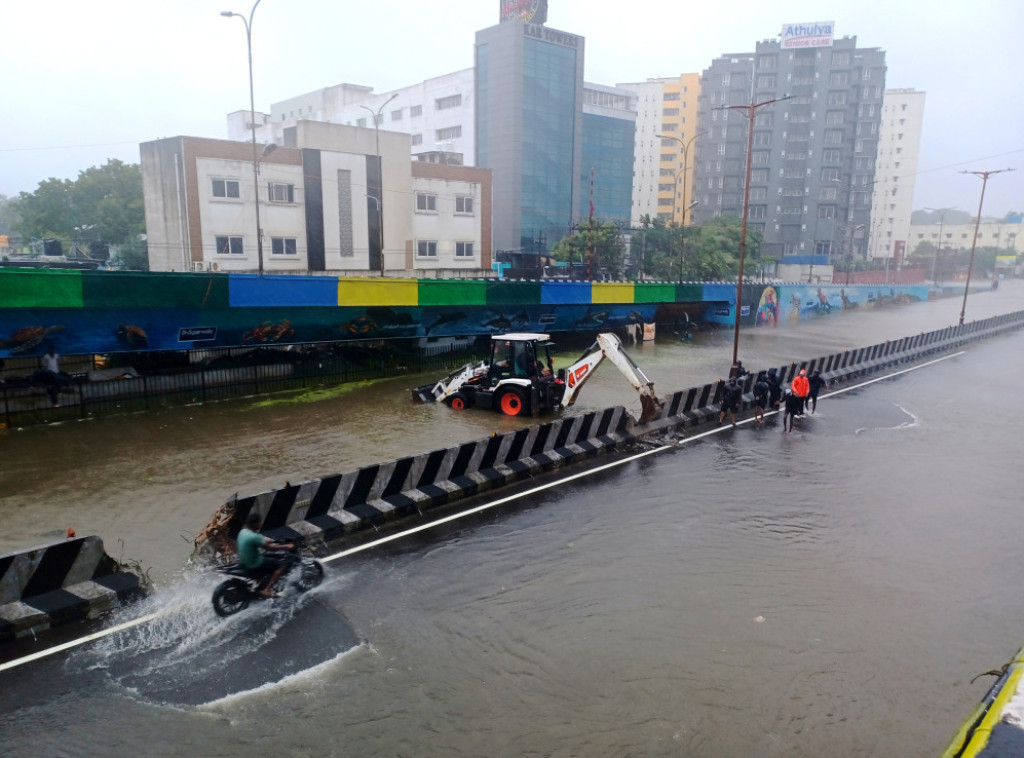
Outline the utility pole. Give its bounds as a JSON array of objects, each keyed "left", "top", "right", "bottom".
[{"left": 959, "top": 168, "right": 1014, "bottom": 325}]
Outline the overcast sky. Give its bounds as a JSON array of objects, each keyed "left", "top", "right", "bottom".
[{"left": 2, "top": 0, "right": 1020, "bottom": 216}]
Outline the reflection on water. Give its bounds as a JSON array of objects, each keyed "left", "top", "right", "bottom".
[{"left": 0, "top": 286, "right": 1022, "bottom": 756}]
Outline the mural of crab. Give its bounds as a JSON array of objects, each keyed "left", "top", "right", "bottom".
[
  {"left": 242, "top": 319, "right": 295, "bottom": 343},
  {"left": 0, "top": 324, "right": 65, "bottom": 354}
]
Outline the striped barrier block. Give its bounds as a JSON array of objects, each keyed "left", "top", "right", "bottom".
[
  {"left": 0, "top": 536, "right": 146, "bottom": 643},
  {"left": 195, "top": 310, "right": 1024, "bottom": 560}
]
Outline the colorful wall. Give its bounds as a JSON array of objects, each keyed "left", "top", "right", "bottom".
[{"left": 0, "top": 269, "right": 930, "bottom": 358}]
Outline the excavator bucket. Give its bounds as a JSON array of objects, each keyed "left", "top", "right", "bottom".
[{"left": 638, "top": 394, "right": 662, "bottom": 424}]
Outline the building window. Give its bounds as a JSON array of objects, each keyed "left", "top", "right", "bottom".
[
  {"left": 391, "top": 109, "right": 403, "bottom": 121},
  {"left": 215, "top": 235, "right": 244, "bottom": 255},
  {"left": 356, "top": 118, "right": 366, "bottom": 128},
  {"left": 824, "top": 130, "right": 843, "bottom": 145},
  {"left": 417, "top": 240, "right": 437, "bottom": 258},
  {"left": 756, "top": 75, "right": 775, "bottom": 89},
  {"left": 831, "top": 51, "right": 850, "bottom": 66},
  {"left": 661, "top": 123, "right": 678, "bottom": 131},
  {"left": 436, "top": 126, "right": 462, "bottom": 141},
  {"left": 815, "top": 241, "right": 833, "bottom": 256},
  {"left": 749, "top": 205, "right": 766, "bottom": 220},
  {"left": 455, "top": 242, "right": 474, "bottom": 258},
  {"left": 271, "top": 237, "right": 297, "bottom": 255},
  {"left": 752, "top": 151, "right": 770, "bottom": 165},
  {"left": 749, "top": 187, "right": 767, "bottom": 201},
  {"left": 658, "top": 183, "right": 676, "bottom": 192},
  {"left": 663, "top": 108, "right": 679, "bottom": 116},
  {"left": 818, "top": 206, "right": 836, "bottom": 219},
  {"left": 826, "top": 111, "right": 845, "bottom": 125},
  {"left": 753, "top": 132, "right": 771, "bottom": 146},
  {"left": 412, "top": 134, "right": 423, "bottom": 146},
  {"left": 416, "top": 193, "right": 437, "bottom": 212},
  {"left": 267, "top": 182, "right": 294, "bottom": 203},
  {"left": 455, "top": 196, "right": 474, "bottom": 214},
  {"left": 820, "top": 187, "right": 837, "bottom": 201},
  {"left": 212, "top": 179, "right": 240, "bottom": 199},
  {"left": 663, "top": 92, "right": 680, "bottom": 101},
  {"left": 410, "top": 105, "right": 422, "bottom": 117},
  {"left": 827, "top": 91, "right": 847, "bottom": 106},
  {"left": 829, "top": 71, "right": 849, "bottom": 85},
  {"left": 821, "top": 168, "right": 840, "bottom": 182},
  {"left": 435, "top": 94, "right": 462, "bottom": 110},
  {"left": 822, "top": 149, "right": 841, "bottom": 163}
]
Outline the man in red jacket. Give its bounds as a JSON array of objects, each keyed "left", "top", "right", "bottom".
[{"left": 791, "top": 369, "right": 810, "bottom": 416}]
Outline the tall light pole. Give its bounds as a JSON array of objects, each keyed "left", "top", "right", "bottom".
[
  {"left": 923, "top": 206, "right": 956, "bottom": 284},
  {"left": 656, "top": 131, "right": 705, "bottom": 282},
  {"left": 221, "top": 0, "right": 265, "bottom": 274},
  {"left": 719, "top": 96, "right": 791, "bottom": 366},
  {"left": 958, "top": 168, "right": 1014, "bottom": 325},
  {"left": 361, "top": 93, "right": 399, "bottom": 275}
]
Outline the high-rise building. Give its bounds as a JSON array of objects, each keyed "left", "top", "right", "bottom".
[
  {"left": 475, "top": 17, "right": 586, "bottom": 255},
  {"left": 868, "top": 89, "right": 925, "bottom": 263},
  {"left": 619, "top": 75, "right": 701, "bottom": 225},
  {"left": 580, "top": 83, "right": 637, "bottom": 227},
  {"left": 693, "top": 31, "right": 886, "bottom": 267}
]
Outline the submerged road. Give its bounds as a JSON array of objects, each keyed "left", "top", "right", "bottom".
[{"left": 0, "top": 283, "right": 1023, "bottom": 756}]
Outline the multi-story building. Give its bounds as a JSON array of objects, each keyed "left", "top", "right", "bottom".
[
  {"left": 693, "top": 32, "right": 886, "bottom": 268},
  {"left": 141, "top": 122, "right": 491, "bottom": 274},
  {"left": 619, "top": 74, "right": 701, "bottom": 225},
  {"left": 580, "top": 83, "right": 637, "bottom": 227},
  {"left": 868, "top": 89, "right": 925, "bottom": 263},
  {"left": 908, "top": 220, "right": 1022, "bottom": 257}
]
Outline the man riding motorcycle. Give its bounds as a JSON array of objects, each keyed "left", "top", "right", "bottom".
[{"left": 236, "top": 512, "right": 296, "bottom": 597}]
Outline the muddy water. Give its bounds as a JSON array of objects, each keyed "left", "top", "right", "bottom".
[{"left": 0, "top": 283, "right": 1019, "bottom": 583}]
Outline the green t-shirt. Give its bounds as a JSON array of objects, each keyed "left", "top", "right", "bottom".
[{"left": 236, "top": 527, "right": 265, "bottom": 569}]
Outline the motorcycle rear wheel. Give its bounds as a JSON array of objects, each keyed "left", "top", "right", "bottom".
[
  {"left": 294, "top": 560, "right": 325, "bottom": 592},
  {"left": 212, "top": 579, "right": 251, "bottom": 617}
]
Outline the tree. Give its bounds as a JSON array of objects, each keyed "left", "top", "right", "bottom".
[
  {"left": 13, "top": 160, "right": 145, "bottom": 249},
  {"left": 551, "top": 220, "right": 626, "bottom": 279}
]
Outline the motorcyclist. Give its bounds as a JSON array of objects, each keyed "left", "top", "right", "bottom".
[{"left": 236, "top": 511, "right": 296, "bottom": 597}]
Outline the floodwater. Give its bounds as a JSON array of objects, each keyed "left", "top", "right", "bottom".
[{"left": 1, "top": 282, "right": 1023, "bottom": 756}]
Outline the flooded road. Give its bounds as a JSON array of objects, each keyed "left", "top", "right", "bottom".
[{"left": 1, "top": 283, "right": 1023, "bottom": 756}]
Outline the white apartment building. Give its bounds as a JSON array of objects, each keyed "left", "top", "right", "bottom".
[
  {"left": 228, "top": 72, "right": 477, "bottom": 168},
  {"left": 868, "top": 89, "right": 925, "bottom": 261},
  {"left": 141, "top": 122, "right": 491, "bottom": 274},
  {"left": 907, "top": 220, "right": 1022, "bottom": 256},
  {"left": 618, "top": 75, "right": 701, "bottom": 225}
]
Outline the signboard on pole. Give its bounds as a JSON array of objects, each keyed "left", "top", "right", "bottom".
[{"left": 780, "top": 21, "right": 835, "bottom": 49}]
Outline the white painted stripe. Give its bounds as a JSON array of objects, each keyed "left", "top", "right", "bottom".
[{"left": 0, "top": 348, "right": 967, "bottom": 673}]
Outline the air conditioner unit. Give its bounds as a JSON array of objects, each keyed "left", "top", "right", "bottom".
[
  {"left": 210, "top": 262, "right": 220, "bottom": 272},
  {"left": 191, "top": 261, "right": 204, "bottom": 272}
]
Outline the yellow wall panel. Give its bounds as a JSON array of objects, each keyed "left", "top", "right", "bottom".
[
  {"left": 337, "top": 278, "right": 418, "bottom": 306},
  {"left": 591, "top": 282, "right": 635, "bottom": 304}
]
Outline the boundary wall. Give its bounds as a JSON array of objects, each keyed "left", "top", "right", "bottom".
[
  {"left": 196, "top": 309, "right": 1024, "bottom": 559},
  {"left": 0, "top": 536, "right": 146, "bottom": 643}
]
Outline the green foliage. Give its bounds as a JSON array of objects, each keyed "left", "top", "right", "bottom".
[
  {"left": 111, "top": 238, "right": 150, "bottom": 271},
  {"left": 551, "top": 220, "right": 626, "bottom": 278},
  {"left": 630, "top": 215, "right": 759, "bottom": 281},
  {"left": 12, "top": 160, "right": 145, "bottom": 247},
  {"left": 0, "top": 194, "right": 21, "bottom": 236}
]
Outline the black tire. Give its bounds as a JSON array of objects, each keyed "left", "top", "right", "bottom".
[
  {"left": 294, "top": 560, "right": 325, "bottom": 592},
  {"left": 212, "top": 579, "right": 250, "bottom": 617},
  {"left": 498, "top": 386, "right": 528, "bottom": 416}
]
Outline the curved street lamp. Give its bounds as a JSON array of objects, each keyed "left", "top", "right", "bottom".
[
  {"left": 656, "top": 131, "right": 704, "bottom": 283},
  {"left": 360, "top": 93, "right": 399, "bottom": 275},
  {"left": 221, "top": 0, "right": 265, "bottom": 274}
]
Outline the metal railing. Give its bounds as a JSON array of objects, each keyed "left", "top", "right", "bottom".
[{"left": 0, "top": 342, "right": 483, "bottom": 428}]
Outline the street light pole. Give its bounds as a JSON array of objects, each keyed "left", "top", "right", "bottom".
[
  {"left": 923, "top": 206, "right": 956, "bottom": 284},
  {"left": 361, "top": 93, "right": 399, "bottom": 275},
  {"left": 656, "top": 131, "right": 704, "bottom": 282},
  {"left": 958, "top": 168, "right": 1014, "bottom": 325},
  {"left": 720, "top": 96, "right": 791, "bottom": 367},
  {"left": 221, "top": 0, "right": 264, "bottom": 274}
]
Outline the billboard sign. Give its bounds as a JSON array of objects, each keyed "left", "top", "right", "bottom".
[
  {"left": 780, "top": 21, "right": 835, "bottom": 49},
  {"left": 500, "top": 0, "right": 548, "bottom": 23}
]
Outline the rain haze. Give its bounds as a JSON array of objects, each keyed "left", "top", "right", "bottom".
[{"left": 1, "top": 0, "right": 1021, "bottom": 214}]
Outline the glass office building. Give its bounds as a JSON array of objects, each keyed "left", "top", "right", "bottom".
[{"left": 476, "top": 20, "right": 585, "bottom": 255}]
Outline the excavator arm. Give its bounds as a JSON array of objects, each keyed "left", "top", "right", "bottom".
[{"left": 560, "top": 333, "right": 660, "bottom": 422}]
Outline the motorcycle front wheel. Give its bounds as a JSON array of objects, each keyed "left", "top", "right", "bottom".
[
  {"left": 294, "top": 560, "right": 325, "bottom": 592},
  {"left": 212, "top": 578, "right": 251, "bottom": 617}
]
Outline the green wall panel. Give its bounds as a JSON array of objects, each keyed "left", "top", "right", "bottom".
[
  {"left": 418, "top": 280, "right": 488, "bottom": 307},
  {"left": 82, "top": 271, "right": 230, "bottom": 308},
  {"left": 485, "top": 281, "right": 543, "bottom": 306},
  {"left": 634, "top": 283, "right": 677, "bottom": 304},
  {"left": 0, "top": 269, "right": 84, "bottom": 307}
]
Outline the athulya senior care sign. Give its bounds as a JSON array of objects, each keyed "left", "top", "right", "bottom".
[{"left": 780, "top": 21, "right": 835, "bottom": 49}]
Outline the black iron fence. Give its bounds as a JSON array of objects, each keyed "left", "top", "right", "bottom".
[{"left": 0, "top": 341, "right": 484, "bottom": 429}]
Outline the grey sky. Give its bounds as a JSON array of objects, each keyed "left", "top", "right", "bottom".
[{"left": 1, "top": 0, "right": 1020, "bottom": 216}]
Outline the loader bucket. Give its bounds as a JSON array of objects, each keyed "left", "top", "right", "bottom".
[{"left": 411, "top": 384, "right": 437, "bottom": 403}]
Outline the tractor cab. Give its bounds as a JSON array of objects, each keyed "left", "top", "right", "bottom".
[{"left": 486, "top": 333, "right": 555, "bottom": 386}]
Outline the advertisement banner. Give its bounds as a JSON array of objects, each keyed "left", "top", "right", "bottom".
[
  {"left": 780, "top": 21, "right": 835, "bottom": 49},
  {"left": 500, "top": 0, "right": 548, "bottom": 23}
]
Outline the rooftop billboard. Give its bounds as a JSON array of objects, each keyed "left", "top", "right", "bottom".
[
  {"left": 500, "top": 0, "right": 548, "bottom": 24},
  {"left": 780, "top": 21, "right": 835, "bottom": 49}
]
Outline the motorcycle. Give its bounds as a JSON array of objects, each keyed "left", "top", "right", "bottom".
[{"left": 211, "top": 548, "right": 325, "bottom": 617}]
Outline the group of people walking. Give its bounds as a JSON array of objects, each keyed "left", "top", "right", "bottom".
[{"left": 718, "top": 361, "right": 827, "bottom": 433}]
